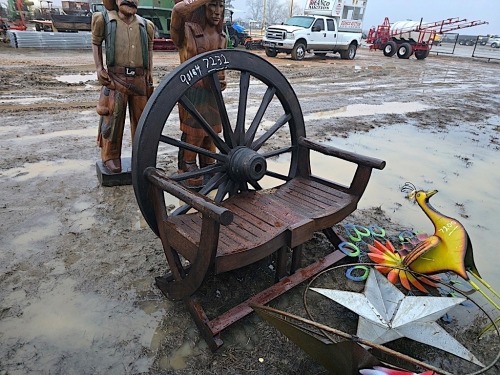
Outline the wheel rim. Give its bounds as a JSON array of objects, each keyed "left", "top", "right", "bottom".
[
  {"left": 297, "top": 45, "right": 305, "bottom": 59},
  {"left": 132, "top": 49, "right": 307, "bottom": 235},
  {"left": 384, "top": 45, "right": 392, "bottom": 54},
  {"left": 349, "top": 46, "right": 355, "bottom": 59}
]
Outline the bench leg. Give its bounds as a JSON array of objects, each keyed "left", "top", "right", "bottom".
[
  {"left": 290, "top": 244, "right": 303, "bottom": 274},
  {"left": 156, "top": 263, "right": 192, "bottom": 284},
  {"left": 322, "top": 227, "right": 343, "bottom": 247},
  {"left": 275, "top": 245, "right": 288, "bottom": 282},
  {"left": 185, "top": 297, "right": 224, "bottom": 352}
]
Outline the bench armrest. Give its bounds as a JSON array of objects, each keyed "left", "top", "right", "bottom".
[
  {"left": 298, "top": 137, "right": 386, "bottom": 170},
  {"left": 145, "top": 167, "right": 234, "bottom": 226}
]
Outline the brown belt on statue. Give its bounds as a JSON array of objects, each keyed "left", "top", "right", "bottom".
[
  {"left": 108, "top": 72, "right": 145, "bottom": 96},
  {"left": 108, "top": 66, "right": 145, "bottom": 77}
]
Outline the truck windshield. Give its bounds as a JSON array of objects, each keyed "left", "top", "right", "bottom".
[{"left": 283, "top": 16, "right": 314, "bottom": 28}]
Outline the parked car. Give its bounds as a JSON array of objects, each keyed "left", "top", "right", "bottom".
[
  {"left": 477, "top": 36, "right": 489, "bottom": 45},
  {"left": 458, "top": 37, "right": 476, "bottom": 46},
  {"left": 488, "top": 35, "right": 500, "bottom": 48}
]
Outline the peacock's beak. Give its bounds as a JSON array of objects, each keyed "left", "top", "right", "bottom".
[{"left": 426, "top": 189, "right": 438, "bottom": 198}]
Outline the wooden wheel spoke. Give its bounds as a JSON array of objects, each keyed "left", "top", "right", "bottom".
[
  {"left": 238, "top": 181, "right": 249, "bottom": 193},
  {"left": 199, "top": 172, "right": 227, "bottom": 195},
  {"left": 171, "top": 203, "right": 191, "bottom": 217},
  {"left": 245, "top": 86, "right": 276, "bottom": 147},
  {"left": 262, "top": 146, "right": 295, "bottom": 158},
  {"left": 251, "top": 113, "right": 292, "bottom": 151},
  {"left": 228, "top": 180, "right": 240, "bottom": 197},
  {"left": 215, "top": 179, "right": 233, "bottom": 203},
  {"left": 179, "top": 94, "right": 230, "bottom": 154},
  {"left": 207, "top": 73, "right": 235, "bottom": 148},
  {"left": 171, "top": 173, "right": 228, "bottom": 217},
  {"left": 235, "top": 71, "right": 250, "bottom": 145},
  {"left": 248, "top": 180, "right": 262, "bottom": 191},
  {"left": 159, "top": 135, "right": 227, "bottom": 163},
  {"left": 171, "top": 164, "right": 225, "bottom": 182},
  {"left": 265, "top": 170, "right": 292, "bottom": 182}
]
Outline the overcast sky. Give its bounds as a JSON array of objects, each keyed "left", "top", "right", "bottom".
[{"left": 231, "top": 0, "right": 499, "bottom": 35}]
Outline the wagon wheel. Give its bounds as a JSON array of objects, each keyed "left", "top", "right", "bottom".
[{"left": 132, "top": 49, "right": 308, "bottom": 236}]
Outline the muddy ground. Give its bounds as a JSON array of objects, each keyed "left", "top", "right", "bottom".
[{"left": 0, "top": 44, "right": 499, "bottom": 375}]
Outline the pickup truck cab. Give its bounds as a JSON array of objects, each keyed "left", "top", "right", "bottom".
[{"left": 263, "top": 0, "right": 366, "bottom": 60}]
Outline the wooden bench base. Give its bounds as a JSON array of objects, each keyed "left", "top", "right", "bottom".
[{"left": 157, "top": 248, "right": 347, "bottom": 351}]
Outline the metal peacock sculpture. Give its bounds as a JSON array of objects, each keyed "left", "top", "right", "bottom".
[{"left": 400, "top": 182, "right": 499, "bottom": 308}]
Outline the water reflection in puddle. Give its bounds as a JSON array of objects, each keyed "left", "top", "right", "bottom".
[
  {"left": 270, "top": 122, "right": 499, "bottom": 290},
  {"left": 69, "top": 200, "right": 97, "bottom": 232},
  {"left": 1, "top": 159, "right": 91, "bottom": 181},
  {"left": 304, "top": 102, "right": 430, "bottom": 121},
  {"left": 10, "top": 128, "right": 96, "bottom": 142},
  {"left": 1, "top": 278, "right": 160, "bottom": 372},
  {"left": 0, "top": 97, "right": 58, "bottom": 105},
  {"left": 55, "top": 73, "right": 96, "bottom": 83},
  {"left": 11, "top": 216, "right": 61, "bottom": 250}
]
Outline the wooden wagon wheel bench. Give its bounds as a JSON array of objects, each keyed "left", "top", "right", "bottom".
[{"left": 132, "top": 49, "right": 386, "bottom": 351}]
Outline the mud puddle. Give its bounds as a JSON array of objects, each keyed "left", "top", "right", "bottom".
[
  {"left": 1, "top": 159, "right": 92, "bottom": 181},
  {"left": 55, "top": 73, "right": 96, "bottom": 83},
  {"left": 304, "top": 101, "right": 430, "bottom": 121},
  {"left": 1, "top": 277, "right": 161, "bottom": 373}
]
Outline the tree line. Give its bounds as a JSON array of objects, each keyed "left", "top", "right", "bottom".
[{"left": 242, "top": 0, "right": 304, "bottom": 26}]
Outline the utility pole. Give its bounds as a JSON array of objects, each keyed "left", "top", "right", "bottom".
[
  {"left": 262, "top": 0, "right": 266, "bottom": 33},
  {"left": 289, "top": 0, "right": 294, "bottom": 17}
]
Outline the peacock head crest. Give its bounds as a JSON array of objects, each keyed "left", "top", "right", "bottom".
[
  {"left": 401, "top": 182, "right": 438, "bottom": 205},
  {"left": 401, "top": 182, "right": 418, "bottom": 203}
]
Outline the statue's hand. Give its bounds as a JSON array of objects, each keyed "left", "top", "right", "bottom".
[{"left": 97, "top": 69, "right": 112, "bottom": 87}]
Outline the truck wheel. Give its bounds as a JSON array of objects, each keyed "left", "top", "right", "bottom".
[
  {"left": 397, "top": 42, "right": 412, "bottom": 59},
  {"left": 291, "top": 42, "right": 306, "bottom": 60},
  {"left": 230, "top": 35, "right": 239, "bottom": 48},
  {"left": 265, "top": 47, "right": 278, "bottom": 57},
  {"left": 383, "top": 41, "right": 397, "bottom": 57},
  {"left": 340, "top": 43, "right": 357, "bottom": 60},
  {"left": 415, "top": 49, "right": 429, "bottom": 60},
  {"left": 492, "top": 42, "right": 499, "bottom": 48}
]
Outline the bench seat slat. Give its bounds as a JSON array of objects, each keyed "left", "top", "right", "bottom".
[
  {"left": 165, "top": 177, "right": 357, "bottom": 273},
  {"left": 293, "top": 178, "right": 348, "bottom": 201}
]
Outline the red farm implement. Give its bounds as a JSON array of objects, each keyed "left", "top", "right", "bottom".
[{"left": 367, "top": 17, "right": 488, "bottom": 60}]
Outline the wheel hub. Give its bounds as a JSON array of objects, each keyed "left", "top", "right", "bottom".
[{"left": 228, "top": 147, "right": 267, "bottom": 182}]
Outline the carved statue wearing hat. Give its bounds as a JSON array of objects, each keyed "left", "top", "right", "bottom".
[
  {"left": 91, "top": 0, "right": 155, "bottom": 174},
  {"left": 171, "top": 0, "right": 227, "bottom": 187}
]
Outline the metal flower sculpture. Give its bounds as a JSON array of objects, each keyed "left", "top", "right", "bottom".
[{"left": 367, "top": 239, "right": 438, "bottom": 293}]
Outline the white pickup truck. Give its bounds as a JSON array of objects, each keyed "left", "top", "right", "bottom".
[{"left": 263, "top": 0, "right": 367, "bottom": 61}]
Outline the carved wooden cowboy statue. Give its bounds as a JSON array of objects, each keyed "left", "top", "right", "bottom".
[
  {"left": 91, "top": 0, "right": 154, "bottom": 175},
  {"left": 171, "top": 0, "right": 227, "bottom": 187}
]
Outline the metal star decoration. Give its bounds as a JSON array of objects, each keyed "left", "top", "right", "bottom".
[{"left": 311, "top": 269, "right": 484, "bottom": 367}]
